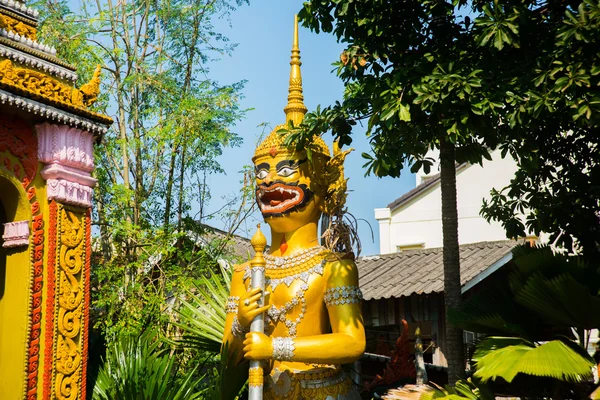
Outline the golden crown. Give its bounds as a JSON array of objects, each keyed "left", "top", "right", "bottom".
[
  {"left": 252, "top": 15, "right": 351, "bottom": 216},
  {"left": 252, "top": 124, "right": 330, "bottom": 162},
  {"left": 252, "top": 15, "right": 331, "bottom": 162}
]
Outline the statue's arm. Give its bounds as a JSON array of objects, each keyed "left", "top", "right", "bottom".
[
  {"left": 242, "top": 258, "right": 366, "bottom": 364},
  {"left": 288, "top": 258, "right": 366, "bottom": 364}
]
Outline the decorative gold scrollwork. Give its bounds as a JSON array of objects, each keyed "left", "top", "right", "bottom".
[{"left": 53, "top": 206, "right": 86, "bottom": 400}]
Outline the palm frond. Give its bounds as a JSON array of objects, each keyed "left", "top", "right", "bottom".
[
  {"left": 514, "top": 271, "right": 600, "bottom": 329},
  {"left": 449, "top": 283, "right": 541, "bottom": 338},
  {"left": 473, "top": 337, "right": 594, "bottom": 383},
  {"left": 204, "top": 343, "right": 249, "bottom": 400},
  {"left": 92, "top": 330, "right": 202, "bottom": 400},
  {"left": 172, "top": 263, "right": 230, "bottom": 353}
]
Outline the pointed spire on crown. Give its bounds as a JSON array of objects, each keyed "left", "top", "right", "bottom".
[{"left": 283, "top": 14, "right": 308, "bottom": 126}]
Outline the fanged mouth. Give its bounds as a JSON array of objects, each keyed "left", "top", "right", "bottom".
[{"left": 256, "top": 183, "right": 305, "bottom": 214}]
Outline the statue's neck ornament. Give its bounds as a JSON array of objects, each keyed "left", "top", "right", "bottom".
[
  {"left": 244, "top": 246, "right": 329, "bottom": 339},
  {"left": 245, "top": 246, "right": 328, "bottom": 289},
  {"left": 264, "top": 245, "right": 325, "bottom": 268}
]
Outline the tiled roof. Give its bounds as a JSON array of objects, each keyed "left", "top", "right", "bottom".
[
  {"left": 357, "top": 240, "right": 518, "bottom": 300},
  {"left": 386, "top": 163, "right": 467, "bottom": 211},
  {"left": 195, "top": 224, "right": 259, "bottom": 263}
]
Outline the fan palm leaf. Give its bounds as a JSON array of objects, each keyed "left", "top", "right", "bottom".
[
  {"left": 513, "top": 271, "right": 600, "bottom": 330},
  {"left": 92, "top": 330, "right": 202, "bottom": 400},
  {"left": 472, "top": 337, "right": 594, "bottom": 383},
  {"left": 449, "top": 283, "right": 541, "bottom": 338},
  {"left": 171, "top": 263, "right": 248, "bottom": 400},
  {"left": 508, "top": 246, "right": 600, "bottom": 329}
]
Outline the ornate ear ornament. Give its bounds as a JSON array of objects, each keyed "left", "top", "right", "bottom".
[
  {"left": 316, "top": 140, "right": 360, "bottom": 257},
  {"left": 320, "top": 141, "right": 352, "bottom": 216}
]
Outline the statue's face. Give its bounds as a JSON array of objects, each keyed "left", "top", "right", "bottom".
[{"left": 254, "top": 151, "right": 322, "bottom": 233}]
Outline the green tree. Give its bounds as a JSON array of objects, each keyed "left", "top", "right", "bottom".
[
  {"left": 293, "top": 0, "right": 518, "bottom": 383},
  {"left": 33, "top": 0, "right": 253, "bottom": 340},
  {"left": 478, "top": 1, "right": 600, "bottom": 259}
]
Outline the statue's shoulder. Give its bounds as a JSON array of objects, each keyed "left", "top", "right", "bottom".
[
  {"left": 325, "top": 251, "right": 356, "bottom": 264},
  {"left": 323, "top": 251, "right": 359, "bottom": 284},
  {"left": 233, "top": 261, "right": 250, "bottom": 273},
  {"left": 324, "top": 251, "right": 357, "bottom": 271}
]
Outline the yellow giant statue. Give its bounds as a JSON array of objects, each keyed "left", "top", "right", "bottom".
[{"left": 223, "top": 15, "right": 365, "bottom": 400}]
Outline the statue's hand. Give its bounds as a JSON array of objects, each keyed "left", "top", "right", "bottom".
[
  {"left": 238, "top": 287, "right": 270, "bottom": 330},
  {"left": 243, "top": 331, "right": 273, "bottom": 360}
]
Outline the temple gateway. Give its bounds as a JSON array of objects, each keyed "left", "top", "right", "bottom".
[{"left": 0, "top": 0, "right": 111, "bottom": 398}]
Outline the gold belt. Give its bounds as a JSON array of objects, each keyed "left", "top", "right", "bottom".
[{"left": 266, "top": 367, "right": 351, "bottom": 399}]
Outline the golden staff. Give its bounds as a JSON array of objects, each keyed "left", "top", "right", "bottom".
[{"left": 248, "top": 224, "right": 267, "bottom": 399}]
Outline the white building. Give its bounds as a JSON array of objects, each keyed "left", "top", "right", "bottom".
[{"left": 374, "top": 149, "right": 537, "bottom": 254}]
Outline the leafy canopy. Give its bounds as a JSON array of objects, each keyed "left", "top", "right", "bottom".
[
  {"left": 478, "top": 0, "right": 600, "bottom": 257},
  {"left": 294, "top": 0, "right": 516, "bottom": 177}
]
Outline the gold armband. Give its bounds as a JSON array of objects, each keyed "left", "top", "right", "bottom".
[{"left": 324, "top": 286, "right": 363, "bottom": 307}]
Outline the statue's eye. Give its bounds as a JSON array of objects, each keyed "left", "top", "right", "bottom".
[
  {"left": 256, "top": 170, "right": 269, "bottom": 180},
  {"left": 278, "top": 167, "right": 295, "bottom": 177}
]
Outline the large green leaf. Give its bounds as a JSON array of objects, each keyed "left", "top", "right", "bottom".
[{"left": 472, "top": 337, "right": 594, "bottom": 383}]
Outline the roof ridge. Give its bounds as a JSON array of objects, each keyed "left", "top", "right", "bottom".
[
  {"left": 386, "top": 162, "right": 469, "bottom": 210},
  {"left": 358, "top": 239, "right": 517, "bottom": 260}
]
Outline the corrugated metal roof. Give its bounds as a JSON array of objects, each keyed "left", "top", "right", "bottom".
[{"left": 357, "top": 240, "right": 518, "bottom": 300}]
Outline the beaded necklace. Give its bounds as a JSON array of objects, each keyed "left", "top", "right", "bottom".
[
  {"left": 244, "top": 246, "right": 329, "bottom": 338},
  {"left": 244, "top": 246, "right": 328, "bottom": 289}
]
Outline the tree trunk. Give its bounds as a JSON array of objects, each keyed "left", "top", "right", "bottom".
[{"left": 439, "top": 138, "right": 465, "bottom": 385}]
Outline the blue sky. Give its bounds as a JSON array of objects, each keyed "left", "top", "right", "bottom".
[{"left": 204, "top": 0, "right": 416, "bottom": 255}]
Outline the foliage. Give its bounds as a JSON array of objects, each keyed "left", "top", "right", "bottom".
[
  {"left": 451, "top": 245, "right": 600, "bottom": 340},
  {"left": 33, "top": 0, "right": 253, "bottom": 342},
  {"left": 472, "top": 337, "right": 593, "bottom": 383},
  {"left": 92, "top": 330, "right": 202, "bottom": 400},
  {"left": 294, "top": 1, "right": 513, "bottom": 175},
  {"left": 171, "top": 260, "right": 248, "bottom": 399},
  {"left": 206, "top": 343, "right": 249, "bottom": 400},
  {"left": 471, "top": 0, "right": 600, "bottom": 257},
  {"left": 171, "top": 262, "right": 230, "bottom": 354},
  {"left": 450, "top": 245, "right": 598, "bottom": 395}
]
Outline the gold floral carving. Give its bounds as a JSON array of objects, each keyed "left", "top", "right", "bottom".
[
  {"left": 0, "top": 59, "right": 110, "bottom": 123},
  {"left": 52, "top": 206, "right": 86, "bottom": 400},
  {"left": 0, "top": 13, "right": 37, "bottom": 40}
]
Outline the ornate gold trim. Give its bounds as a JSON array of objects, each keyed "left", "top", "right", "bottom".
[
  {"left": 0, "top": 7, "right": 37, "bottom": 27},
  {"left": 0, "top": 12, "right": 36, "bottom": 40},
  {"left": 0, "top": 36, "right": 75, "bottom": 70},
  {"left": 249, "top": 367, "right": 264, "bottom": 388},
  {"left": 0, "top": 59, "right": 112, "bottom": 124},
  {"left": 51, "top": 205, "right": 87, "bottom": 400}
]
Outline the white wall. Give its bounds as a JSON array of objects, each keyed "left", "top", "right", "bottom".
[{"left": 376, "top": 149, "right": 524, "bottom": 254}]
